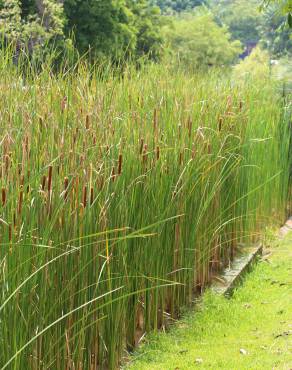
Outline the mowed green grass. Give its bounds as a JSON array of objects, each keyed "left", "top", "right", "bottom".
[{"left": 127, "top": 232, "right": 292, "bottom": 370}]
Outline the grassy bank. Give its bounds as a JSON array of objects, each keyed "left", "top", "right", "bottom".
[
  {"left": 0, "top": 55, "right": 291, "bottom": 369},
  {"left": 127, "top": 231, "right": 292, "bottom": 370}
]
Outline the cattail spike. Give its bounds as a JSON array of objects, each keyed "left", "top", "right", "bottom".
[
  {"left": 139, "top": 138, "right": 144, "bottom": 155},
  {"left": 2, "top": 188, "right": 6, "bottom": 206},
  {"left": 8, "top": 224, "right": 12, "bottom": 242},
  {"left": 83, "top": 186, "right": 87, "bottom": 208},
  {"left": 48, "top": 166, "right": 53, "bottom": 193},
  {"left": 218, "top": 117, "right": 223, "bottom": 132},
  {"left": 118, "top": 154, "right": 123, "bottom": 175},
  {"left": 18, "top": 186, "right": 23, "bottom": 215},
  {"left": 156, "top": 146, "right": 160, "bottom": 160},
  {"left": 142, "top": 144, "right": 148, "bottom": 163},
  {"left": 41, "top": 175, "right": 47, "bottom": 191},
  {"left": 85, "top": 114, "right": 90, "bottom": 130},
  {"left": 90, "top": 187, "right": 94, "bottom": 205}
]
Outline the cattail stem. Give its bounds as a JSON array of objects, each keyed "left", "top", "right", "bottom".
[
  {"left": 153, "top": 108, "right": 157, "bottom": 132},
  {"left": 8, "top": 224, "right": 12, "bottom": 242},
  {"left": 111, "top": 167, "right": 116, "bottom": 182},
  {"left": 187, "top": 117, "right": 192, "bottom": 138}
]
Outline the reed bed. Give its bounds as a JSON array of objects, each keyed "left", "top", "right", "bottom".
[{"left": 0, "top": 55, "right": 291, "bottom": 369}]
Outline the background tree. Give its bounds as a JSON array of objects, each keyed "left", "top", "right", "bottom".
[
  {"left": 63, "top": 0, "right": 136, "bottom": 60},
  {"left": 152, "top": 0, "right": 205, "bottom": 13},
  {"left": 209, "top": 0, "right": 262, "bottom": 46},
  {"left": 127, "top": 0, "right": 165, "bottom": 61},
  {"left": 261, "top": 0, "right": 292, "bottom": 27},
  {"left": 63, "top": 0, "right": 164, "bottom": 61},
  {"left": 259, "top": 5, "right": 292, "bottom": 56},
  {"left": 0, "top": 0, "right": 65, "bottom": 58},
  {"left": 163, "top": 11, "right": 242, "bottom": 69}
]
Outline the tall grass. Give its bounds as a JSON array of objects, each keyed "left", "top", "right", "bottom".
[{"left": 0, "top": 52, "right": 291, "bottom": 369}]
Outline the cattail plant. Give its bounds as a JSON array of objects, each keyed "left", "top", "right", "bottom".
[{"left": 0, "top": 52, "right": 290, "bottom": 370}]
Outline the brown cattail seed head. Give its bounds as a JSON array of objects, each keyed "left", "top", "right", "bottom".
[
  {"left": 142, "top": 144, "right": 148, "bottom": 163},
  {"left": 5, "top": 155, "right": 9, "bottom": 172},
  {"left": 85, "top": 114, "right": 90, "bottom": 130},
  {"left": 83, "top": 186, "right": 87, "bottom": 208},
  {"left": 156, "top": 146, "right": 160, "bottom": 160},
  {"left": 153, "top": 108, "right": 157, "bottom": 131},
  {"left": 8, "top": 224, "right": 12, "bottom": 242},
  {"left": 139, "top": 138, "right": 144, "bottom": 155},
  {"left": 90, "top": 187, "right": 94, "bottom": 205},
  {"left": 48, "top": 166, "right": 53, "bottom": 193},
  {"left": 18, "top": 186, "right": 23, "bottom": 215},
  {"left": 118, "top": 154, "right": 123, "bottom": 175},
  {"left": 218, "top": 117, "right": 223, "bottom": 132},
  {"left": 41, "top": 175, "right": 46, "bottom": 191},
  {"left": 2, "top": 188, "right": 6, "bottom": 206}
]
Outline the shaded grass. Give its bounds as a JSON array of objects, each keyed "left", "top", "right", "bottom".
[{"left": 127, "top": 232, "right": 292, "bottom": 370}]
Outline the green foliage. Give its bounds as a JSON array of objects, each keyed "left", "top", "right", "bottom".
[
  {"left": 63, "top": 0, "right": 135, "bottom": 59},
  {"left": 233, "top": 46, "right": 270, "bottom": 79},
  {"left": 0, "top": 0, "right": 165, "bottom": 62},
  {"left": 163, "top": 11, "right": 242, "bottom": 69},
  {"left": 0, "top": 0, "right": 66, "bottom": 59},
  {"left": 261, "top": 0, "right": 292, "bottom": 27},
  {"left": 63, "top": 0, "right": 165, "bottom": 61},
  {"left": 259, "top": 5, "right": 292, "bottom": 57},
  {"left": 152, "top": 0, "right": 205, "bottom": 13},
  {"left": 209, "top": 0, "right": 262, "bottom": 45},
  {"left": 126, "top": 0, "right": 166, "bottom": 61}
]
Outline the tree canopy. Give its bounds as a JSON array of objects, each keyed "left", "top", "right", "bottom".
[
  {"left": 163, "top": 11, "right": 242, "bottom": 69},
  {"left": 261, "top": 0, "right": 292, "bottom": 27},
  {"left": 152, "top": 0, "right": 205, "bottom": 13}
]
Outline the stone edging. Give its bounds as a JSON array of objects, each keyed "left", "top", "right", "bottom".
[
  {"left": 211, "top": 243, "right": 263, "bottom": 296},
  {"left": 211, "top": 216, "right": 292, "bottom": 296},
  {"left": 279, "top": 216, "right": 292, "bottom": 238}
]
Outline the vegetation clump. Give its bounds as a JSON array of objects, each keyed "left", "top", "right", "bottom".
[{"left": 0, "top": 51, "right": 290, "bottom": 368}]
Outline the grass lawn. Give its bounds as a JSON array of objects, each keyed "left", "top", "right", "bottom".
[{"left": 126, "top": 232, "right": 292, "bottom": 370}]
